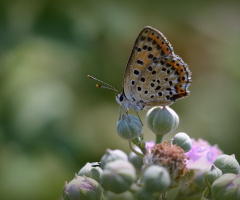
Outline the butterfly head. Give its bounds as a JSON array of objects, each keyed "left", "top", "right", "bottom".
[
  {"left": 116, "top": 93, "right": 144, "bottom": 110},
  {"left": 116, "top": 93, "right": 127, "bottom": 107}
]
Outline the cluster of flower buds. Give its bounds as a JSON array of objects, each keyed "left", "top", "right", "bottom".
[
  {"left": 63, "top": 106, "right": 197, "bottom": 199},
  {"left": 63, "top": 106, "right": 240, "bottom": 200},
  {"left": 202, "top": 154, "right": 240, "bottom": 200}
]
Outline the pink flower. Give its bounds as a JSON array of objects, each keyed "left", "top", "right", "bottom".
[
  {"left": 145, "top": 141, "right": 155, "bottom": 150},
  {"left": 185, "top": 138, "right": 223, "bottom": 170}
]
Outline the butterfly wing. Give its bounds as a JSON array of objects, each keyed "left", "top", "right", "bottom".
[
  {"left": 132, "top": 55, "right": 191, "bottom": 106},
  {"left": 123, "top": 26, "right": 174, "bottom": 100}
]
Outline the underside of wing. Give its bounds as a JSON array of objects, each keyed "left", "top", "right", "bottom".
[
  {"left": 123, "top": 26, "right": 174, "bottom": 100},
  {"left": 132, "top": 55, "right": 191, "bottom": 106}
]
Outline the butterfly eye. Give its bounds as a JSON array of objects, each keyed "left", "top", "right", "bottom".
[
  {"left": 119, "top": 94, "right": 124, "bottom": 102},
  {"left": 116, "top": 94, "right": 124, "bottom": 102}
]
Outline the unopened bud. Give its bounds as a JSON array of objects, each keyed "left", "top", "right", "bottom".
[
  {"left": 116, "top": 114, "right": 143, "bottom": 140},
  {"left": 63, "top": 175, "right": 103, "bottom": 200},
  {"left": 78, "top": 162, "right": 103, "bottom": 183},
  {"left": 101, "top": 160, "right": 136, "bottom": 194},
  {"left": 213, "top": 154, "right": 240, "bottom": 175},
  {"left": 129, "top": 151, "right": 143, "bottom": 171},
  {"left": 146, "top": 106, "right": 179, "bottom": 136},
  {"left": 212, "top": 173, "right": 240, "bottom": 200},
  {"left": 142, "top": 165, "right": 171, "bottom": 193},
  {"left": 172, "top": 132, "right": 192, "bottom": 152},
  {"left": 100, "top": 149, "right": 128, "bottom": 169},
  {"left": 206, "top": 165, "right": 222, "bottom": 184}
]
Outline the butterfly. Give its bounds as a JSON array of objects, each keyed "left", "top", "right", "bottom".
[{"left": 88, "top": 26, "right": 191, "bottom": 119}]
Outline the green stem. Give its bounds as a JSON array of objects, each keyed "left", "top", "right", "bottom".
[
  {"left": 140, "top": 133, "right": 144, "bottom": 140},
  {"left": 132, "top": 137, "right": 146, "bottom": 154},
  {"left": 133, "top": 137, "right": 140, "bottom": 143},
  {"left": 204, "top": 170, "right": 211, "bottom": 191},
  {"left": 155, "top": 135, "right": 163, "bottom": 144},
  {"left": 129, "top": 141, "right": 144, "bottom": 157},
  {"left": 200, "top": 187, "right": 209, "bottom": 200},
  {"left": 202, "top": 170, "right": 212, "bottom": 199}
]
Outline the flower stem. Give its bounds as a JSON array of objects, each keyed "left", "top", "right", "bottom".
[
  {"left": 201, "top": 170, "right": 212, "bottom": 199},
  {"left": 155, "top": 135, "right": 163, "bottom": 144},
  {"left": 132, "top": 137, "right": 146, "bottom": 154},
  {"left": 129, "top": 141, "right": 144, "bottom": 157},
  {"left": 200, "top": 188, "right": 209, "bottom": 200},
  {"left": 204, "top": 170, "right": 211, "bottom": 192}
]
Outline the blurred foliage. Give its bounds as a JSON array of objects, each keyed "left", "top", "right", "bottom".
[{"left": 0, "top": 0, "right": 240, "bottom": 199}]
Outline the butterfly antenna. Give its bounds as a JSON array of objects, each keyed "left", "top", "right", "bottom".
[{"left": 87, "top": 75, "right": 120, "bottom": 93}]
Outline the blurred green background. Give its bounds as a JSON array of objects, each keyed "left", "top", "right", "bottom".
[{"left": 0, "top": 0, "right": 240, "bottom": 199}]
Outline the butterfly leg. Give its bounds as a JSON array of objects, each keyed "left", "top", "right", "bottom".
[
  {"left": 135, "top": 110, "right": 143, "bottom": 126},
  {"left": 124, "top": 107, "right": 131, "bottom": 121},
  {"left": 119, "top": 106, "right": 130, "bottom": 121},
  {"left": 119, "top": 106, "right": 122, "bottom": 120}
]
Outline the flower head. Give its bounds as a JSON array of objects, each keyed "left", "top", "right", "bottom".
[
  {"left": 185, "top": 138, "right": 223, "bottom": 170},
  {"left": 143, "top": 141, "right": 189, "bottom": 185}
]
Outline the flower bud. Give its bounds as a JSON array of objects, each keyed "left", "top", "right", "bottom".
[
  {"left": 172, "top": 132, "right": 192, "bottom": 152},
  {"left": 101, "top": 160, "right": 136, "bottom": 194},
  {"left": 78, "top": 162, "right": 103, "bottom": 183},
  {"left": 142, "top": 165, "right": 171, "bottom": 193},
  {"left": 100, "top": 149, "right": 128, "bottom": 169},
  {"left": 206, "top": 165, "right": 222, "bottom": 184},
  {"left": 63, "top": 174, "right": 103, "bottom": 200},
  {"left": 136, "top": 188, "right": 154, "bottom": 200},
  {"left": 213, "top": 154, "right": 240, "bottom": 175},
  {"left": 211, "top": 173, "right": 240, "bottom": 200},
  {"left": 129, "top": 151, "right": 143, "bottom": 171},
  {"left": 116, "top": 114, "right": 143, "bottom": 140},
  {"left": 146, "top": 106, "right": 179, "bottom": 136}
]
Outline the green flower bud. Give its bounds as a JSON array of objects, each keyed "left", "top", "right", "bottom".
[
  {"left": 116, "top": 114, "right": 143, "bottom": 140},
  {"left": 142, "top": 165, "right": 171, "bottom": 193},
  {"left": 206, "top": 165, "right": 222, "bottom": 184},
  {"left": 146, "top": 106, "right": 179, "bottom": 136},
  {"left": 105, "top": 191, "right": 135, "bottom": 200},
  {"left": 172, "top": 132, "right": 192, "bottom": 152},
  {"left": 63, "top": 174, "right": 103, "bottom": 200},
  {"left": 101, "top": 160, "right": 136, "bottom": 194},
  {"left": 136, "top": 188, "right": 154, "bottom": 200},
  {"left": 129, "top": 151, "right": 143, "bottom": 171},
  {"left": 211, "top": 173, "right": 240, "bottom": 200},
  {"left": 100, "top": 149, "right": 128, "bottom": 169},
  {"left": 78, "top": 162, "right": 103, "bottom": 183},
  {"left": 213, "top": 154, "right": 240, "bottom": 175}
]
